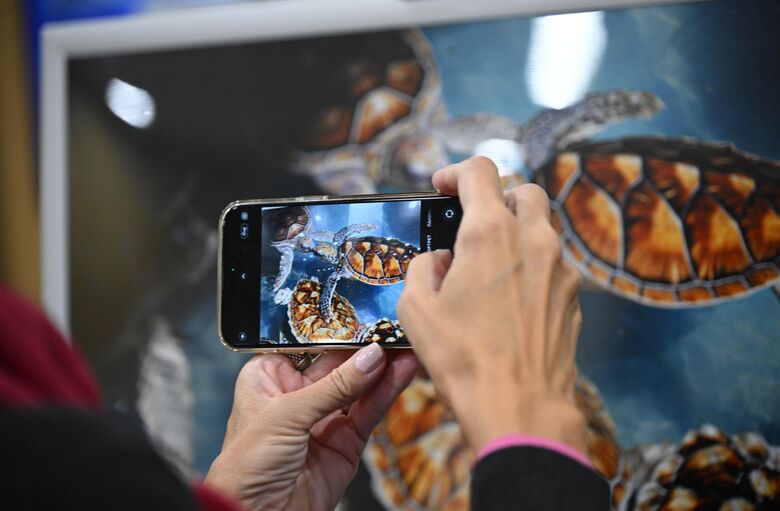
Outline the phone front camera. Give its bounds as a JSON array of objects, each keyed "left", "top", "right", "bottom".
[
  {"left": 238, "top": 331, "right": 247, "bottom": 342},
  {"left": 240, "top": 223, "right": 249, "bottom": 239},
  {"left": 240, "top": 211, "right": 249, "bottom": 221},
  {"left": 443, "top": 208, "right": 456, "bottom": 220}
]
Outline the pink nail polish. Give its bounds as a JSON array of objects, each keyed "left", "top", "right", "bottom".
[{"left": 355, "top": 343, "right": 384, "bottom": 373}]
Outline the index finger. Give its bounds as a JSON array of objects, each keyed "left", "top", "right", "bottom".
[{"left": 432, "top": 156, "right": 504, "bottom": 212}]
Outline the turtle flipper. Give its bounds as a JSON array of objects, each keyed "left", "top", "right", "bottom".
[
  {"left": 273, "top": 244, "right": 294, "bottom": 292},
  {"left": 434, "top": 112, "right": 522, "bottom": 154},
  {"left": 273, "top": 286, "right": 293, "bottom": 306},
  {"left": 320, "top": 270, "right": 343, "bottom": 321},
  {"left": 334, "top": 223, "right": 377, "bottom": 246}
]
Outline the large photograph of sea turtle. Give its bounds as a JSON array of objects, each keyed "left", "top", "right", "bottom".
[{"left": 65, "top": 0, "right": 780, "bottom": 509}]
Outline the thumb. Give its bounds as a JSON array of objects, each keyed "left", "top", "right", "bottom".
[{"left": 286, "top": 343, "right": 387, "bottom": 427}]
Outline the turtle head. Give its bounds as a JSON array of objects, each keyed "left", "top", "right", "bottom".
[
  {"left": 626, "top": 90, "right": 665, "bottom": 118},
  {"left": 522, "top": 89, "right": 666, "bottom": 172},
  {"left": 586, "top": 89, "right": 665, "bottom": 120},
  {"left": 298, "top": 235, "right": 338, "bottom": 263},
  {"left": 313, "top": 242, "right": 339, "bottom": 264},
  {"left": 295, "top": 236, "right": 316, "bottom": 253},
  {"left": 388, "top": 134, "right": 450, "bottom": 189}
]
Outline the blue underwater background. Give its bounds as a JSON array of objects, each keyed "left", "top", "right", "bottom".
[
  {"left": 179, "top": 0, "right": 780, "bottom": 477},
  {"left": 259, "top": 201, "right": 422, "bottom": 342}
]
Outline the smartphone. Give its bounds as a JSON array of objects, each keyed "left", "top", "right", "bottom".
[{"left": 218, "top": 192, "right": 461, "bottom": 352}]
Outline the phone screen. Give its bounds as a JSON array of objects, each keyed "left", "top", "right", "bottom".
[{"left": 220, "top": 195, "right": 461, "bottom": 348}]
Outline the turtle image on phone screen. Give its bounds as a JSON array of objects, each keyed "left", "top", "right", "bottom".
[{"left": 260, "top": 201, "right": 422, "bottom": 344}]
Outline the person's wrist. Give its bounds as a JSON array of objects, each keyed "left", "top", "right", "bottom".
[
  {"left": 448, "top": 385, "right": 588, "bottom": 458},
  {"left": 204, "top": 454, "right": 232, "bottom": 494},
  {"left": 206, "top": 453, "right": 259, "bottom": 511}
]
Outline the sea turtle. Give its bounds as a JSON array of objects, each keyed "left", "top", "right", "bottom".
[
  {"left": 319, "top": 236, "right": 420, "bottom": 320},
  {"left": 542, "top": 137, "right": 780, "bottom": 306},
  {"left": 287, "top": 279, "right": 405, "bottom": 344},
  {"left": 615, "top": 425, "right": 780, "bottom": 510},
  {"left": 438, "top": 89, "right": 780, "bottom": 305},
  {"left": 363, "top": 375, "right": 625, "bottom": 510},
  {"left": 292, "top": 30, "right": 449, "bottom": 194},
  {"left": 267, "top": 205, "right": 375, "bottom": 301}
]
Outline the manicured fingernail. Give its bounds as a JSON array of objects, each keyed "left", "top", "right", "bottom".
[{"left": 355, "top": 343, "right": 384, "bottom": 373}]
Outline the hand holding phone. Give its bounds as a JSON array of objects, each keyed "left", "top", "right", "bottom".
[
  {"left": 397, "top": 157, "right": 587, "bottom": 456},
  {"left": 206, "top": 330, "right": 419, "bottom": 511}
]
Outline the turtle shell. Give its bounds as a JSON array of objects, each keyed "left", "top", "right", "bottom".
[
  {"left": 361, "top": 318, "right": 406, "bottom": 344},
  {"left": 287, "top": 279, "right": 360, "bottom": 342},
  {"left": 619, "top": 425, "right": 780, "bottom": 510},
  {"left": 364, "top": 376, "right": 623, "bottom": 510},
  {"left": 539, "top": 137, "right": 780, "bottom": 306},
  {"left": 301, "top": 31, "right": 431, "bottom": 152},
  {"left": 270, "top": 206, "right": 310, "bottom": 243},
  {"left": 340, "top": 236, "right": 419, "bottom": 285}
]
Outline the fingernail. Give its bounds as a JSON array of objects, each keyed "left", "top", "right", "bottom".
[{"left": 355, "top": 343, "right": 384, "bottom": 373}]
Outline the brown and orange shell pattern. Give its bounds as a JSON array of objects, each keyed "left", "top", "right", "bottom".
[
  {"left": 364, "top": 376, "right": 624, "bottom": 511},
  {"left": 270, "top": 206, "right": 310, "bottom": 243},
  {"left": 617, "top": 425, "right": 780, "bottom": 510},
  {"left": 302, "top": 33, "right": 428, "bottom": 152},
  {"left": 540, "top": 137, "right": 780, "bottom": 306},
  {"left": 362, "top": 318, "right": 407, "bottom": 344},
  {"left": 287, "top": 279, "right": 360, "bottom": 342},
  {"left": 341, "top": 236, "right": 419, "bottom": 285}
]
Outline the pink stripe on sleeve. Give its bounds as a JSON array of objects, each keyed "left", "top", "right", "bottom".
[{"left": 477, "top": 434, "right": 593, "bottom": 469}]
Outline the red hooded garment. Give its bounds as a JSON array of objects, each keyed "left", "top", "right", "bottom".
[{"left": 0, "top": 286, "right": 241, "bottom": 511}]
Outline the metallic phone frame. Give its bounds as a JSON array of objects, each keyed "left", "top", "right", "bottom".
[{"left": 217, "top": 191, "right": 446, "bottom": 354}]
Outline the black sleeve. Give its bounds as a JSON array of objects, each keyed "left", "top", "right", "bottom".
[
  {"left": 0, "top": 407, "right": 199, "bottom": 511},
  {"left": 471, "top": 446, "right": 611, "bottom": 510}
]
